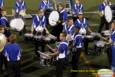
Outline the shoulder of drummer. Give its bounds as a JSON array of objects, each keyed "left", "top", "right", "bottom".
[{"left": 98, "top": 3, "right": 104, "bottom": 17}]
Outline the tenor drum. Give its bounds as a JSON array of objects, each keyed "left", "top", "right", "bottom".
[{"left": 24, "top": 33, "right": 33, "bottom": 41}]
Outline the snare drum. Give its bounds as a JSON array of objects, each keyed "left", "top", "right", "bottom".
[
  {"left": 102, "top": 30, "right": 111, "bottom": 36},
  {"left": 96, "top": 69, "right": 114, "bottom": 77},
  {"left": 95, "top": 40, "right": 105, "bottom": 47},
  {"left": 84, "top": 35, "right": 94, "bottom": 41},
  {"left": 24, "top": 33, "right": 33, "bottom": 41}
]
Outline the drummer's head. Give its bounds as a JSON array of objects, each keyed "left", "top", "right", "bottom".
[
  {"left": 57, "top": 3, "right": 65, "bottom": 11},
  {"left": 112, "top": 20, "right": 115, "bottom": 29},
  {"left": 59, "top": 32, "right": 67, "bottom": 41},
  {"left": 66, "top": 16, "right": 73, "bottom": 26},
  {"left": 0, "top": 26, "right": 5, "bottom": 33},
  {"left": 9, "top": 33, "right": 17, "bottom": 43},
  {"left": 38, "top": 9, "right": 44, "bottom": 16},
  {"left": 17, "top": 0, "right": 23, "bottom": 2},
  {"left": 42, "top": 0, "right": 48, "bottom": 3},
  {"left": 78, "top": 12, "right": 83, "bottom": 19},
  {"left": 75, "top": 0, "right": 80, "bottom": 4}
]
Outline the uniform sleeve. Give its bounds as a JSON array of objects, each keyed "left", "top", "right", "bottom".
[
  {"left": 39, "top": 2, "right": 45, "bottom": 9},
  {"left": 14, "top": 2, "right": 19, "bottom": 12},
  {"left": 23, "top": 1, "right": 26, "bottom": 10},
  {"left": 74, "top": 21, "right": 80, "bottom": 29},
  {"left": 72, "top": 5, "right": 76, "bottom": 14},
  {"left": 58, "top": 44, "right": 67, "bottom": 53},
  {"left": 63, "top": 11, "right": 68, "bottom": 22},
  {"left": 99, "top": 4, "right": 103, "bottom": 12},
  {"left": 43, "top": 17, "right": 46, "bottom": 28},
  {"left": 32, "top": 16, "right": 36, "bottom": 28}
]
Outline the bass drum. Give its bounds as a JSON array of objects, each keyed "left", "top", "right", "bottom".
[
  {"left": 10, "top": 18, "right": 24, "bottom": 31},
  {"left": 48, "top": 10, "right": 59, "bottom": 27},
  {"left": 105, "top": 5, "right": 112, "bottom": 23}
]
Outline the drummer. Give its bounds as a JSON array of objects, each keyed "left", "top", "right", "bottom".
[
  {"left": 72, "top": 0, "right": 84, "bottom": 21},
  {"left": 3, "top": 33, "right": 22, "bottom": 77},
  {"left": 49, "top": 32, "right": 69, "bottom": 77},
  {"left": 31, "top": 9, "right": 49, "bottom": 58},
  {"left": 0, "top": 10, "right": 9, "bottom": 27},
  {"left": 75, "top": 11, "right": 92, "bottom": 55},
  {"left": 71, "top": 28, "right": 84, "bottom": 77},
  {"left": 51, "top": 3, "right": 68, "bottom": 41},
  {"left": 63, "top": 16, "right": 75, "bottom": 42},
  {"left": 98, "top": 0, "right": 111, "bottom": 33},
  {"left": 110, "top": 20, "right": 115, "bottom": 72},
  {"left": 39, "top": 0, "right": 53, "bottom": 10},
  {"left": 13, "top": 0, "right": 26, "bottom": 17},
  {"left": 0, "top": 26, "right": 7, "bottom": 73}
]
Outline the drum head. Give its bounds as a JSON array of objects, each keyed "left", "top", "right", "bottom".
[
  {"left": 10, "top": 18, "right": 24, "bottom": 31},
  {"left": 0, "top": 33, "right": 7, "bottom": 52},
  {"left": 97, "top": 69, "right": 113, "bottom": 77},
  {"left": 105, "top": 5, "right": 112, "bottom": 23},
  {"left": 49, "top": 11, "right": 59, "bottom": 26}
]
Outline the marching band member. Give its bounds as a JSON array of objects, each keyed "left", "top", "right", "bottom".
[
  {"left": 49, "top": 32, "right": 69, "bottom": 77},
  {"left": 51, "top": 3, "right": 68, "bottom": 41},
  {"left": 75, "top": 12, "right": 92, "bottom": 55},
  {"left": 63, "top": 16, "right": 75, "bottom": 43},
  {"left": 31, "top": 9, "right": 49, "bottom": 58},
  {"left": 0, "top": 26, "right": 7, "bottom": 73},
  {"left": 39, "top": 0, "right": 53, "bottom": 10},
  {"left": 72, "top": 0, "right": 84, "bottom": 21},
  {"left": 98, "top": 0, "right": 111, "bottom": 33},
  {"left": 3, "top": 33, "right": 21, "bottom": 77},
  {"left": 13, "top": 0, "right": 26, "bottom": 17},
  {"left": 0, "top": 10, "right": 9, "bottom": 27},
  {"left": 109, "top": 20, "right": 115, "bottom": 72},
  {"left": 71, "top": 29, "right": 84, "bottom": 77}
]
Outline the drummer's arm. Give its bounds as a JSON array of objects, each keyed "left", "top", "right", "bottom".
[
  {"left": 49, "top": 50, "right": 59, "bottom": 57},
  {"left": 87, "top": 26, "right": 93, "bottom": 33},
  {"left": 31, "top": 25, "right": 34, "bottom": 34},
  {"left": 98, "top": 11, "right": 104, "bottom": 17},
  {"left": 110, "top": 23, "right": 115, "bottom": 31},
  {"left": 45, "top": 27, "right": 50, "bottom": 34}
]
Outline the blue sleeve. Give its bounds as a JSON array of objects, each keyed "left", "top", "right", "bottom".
[
  {"left": 99, "top": 4, "right": 103, "bottom": 12},
  {"left": 39, "top": 2, "right": 44, "bottom": 9},
  {"left": 74, "top": 36, "right": 82, "bottom": 46},
  {"left": 43, "top": 17, "right": 46, "bottom": 27},
  {"left": 81, "top": 4, "right": 84, "bottom": 11},
  {"left": 23, "top": 2, "right": 26, "bottom": 10},
  {"left": 63, "top": 11, "right": 68, "bottom": 22},
  {"left": 58, "top": 44, "right": 67, "bottom": 53},
  {"left": 32, "top": 16, "right": 36, "bottom": 26},
  {"left": 75, "top": 21, "right": 80, "bottom": 29},
  {"left": 72, "top": 5, "right": 76, "bottom": 13}
]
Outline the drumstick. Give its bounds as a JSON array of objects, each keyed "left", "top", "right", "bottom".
[{"left": 46, "top": 44, "right": 56, "bottom": 53}]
